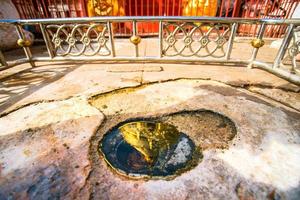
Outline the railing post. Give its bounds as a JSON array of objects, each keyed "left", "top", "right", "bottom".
[
  {"left": 225, "top": 22, "right": 238, "bottom": 60},
  {"left": 107, "top": 21, "right": 116, "bottom": 57},
  {"left": 39, "top": 23, "right": 55, "bottom": 58},
  {"left": 132, "top": 20, "right": 139, "bottom": 57},
  {"left": 159, "top": 21, "right": 163, "bottom": 58},
  {"left": 15, "top": 24, "right": 35, "bottom": 67},
  {"left": 273, "top": 24, "right": 295, "bottom": 69},
  {"left": 0, "top": 49, "right": 8, "bottom": 68},
  {"left": 248, "top": 23, "right": 266, "bottom": 69}
]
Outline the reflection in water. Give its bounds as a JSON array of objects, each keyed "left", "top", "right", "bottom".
[
  {"left": 119, "top": 122, "right": 181, "bottom": 164},
  {"left": 100, "top": 121, "right": 201, "bottom": 178}
]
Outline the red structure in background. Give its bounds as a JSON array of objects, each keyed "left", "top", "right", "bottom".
[
  {"left": 12, "top": 0, "right": 87, "bottom": 18},
  {"left": 11, "top": 0, "right": 299, "bottom": 38}
]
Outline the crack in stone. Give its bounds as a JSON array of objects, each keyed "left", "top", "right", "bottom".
[
  {"left": 1, "top": 78, "right": 299, "bottom": 119},
  {"left": 88, "top": 78, "right": 300, "bottom": 114},
  {"left": 246, "top": 88, "right": 300, "bottom": 113},
  {"left": 106, "top": 66, "right": 164, "bottom": 73},
  {"left": 1, "top": 77, "right": 299, "bottom": 199},
  {"left": 0, "top": 95, "right": 77, "bottom": 118}
]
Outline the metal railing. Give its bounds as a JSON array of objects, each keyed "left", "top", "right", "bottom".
[{"left": 0, "top": 16, "right": 300, "bottom": 85}]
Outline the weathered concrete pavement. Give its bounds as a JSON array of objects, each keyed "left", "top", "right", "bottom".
[{"left": 0, "top": 57, "right": 299, "bottom": 199}]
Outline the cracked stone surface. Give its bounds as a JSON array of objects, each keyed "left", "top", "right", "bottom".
[
  {"left": 249, "top": 86, "right": 300, "bottom": 111},
  {"left": 0, "top": 98, "right": 104, "bottom": 199},
  {"left": 1, "top": 62, "right": 299, "bottom": 115},
  {"left": 87, "top": 80, "right": 300, "bottom": 200},
  {"left": 0, "top": 78, "right": 299, "bottom": 199},
  {"left": 0, "top": 45, "right": 300, "bottom": 199}
]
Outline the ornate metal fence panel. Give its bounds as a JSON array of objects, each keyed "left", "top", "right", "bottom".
[
  {"left": 286, "top": 27, "right": 300, "bottom": 73},
  {"left": 162, "top": 22, "right": 231, "bottom": 58},
  {"left": 44, "top": 22, "right": 113, "bottom": 57}
]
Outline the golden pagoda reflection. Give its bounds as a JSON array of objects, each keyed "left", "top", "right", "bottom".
[
  {"left": 119, "top": 121, "right": 180, "bottom": 164},
  {"left": 100, "top": 119, "right": 200, "bottom": 178}
]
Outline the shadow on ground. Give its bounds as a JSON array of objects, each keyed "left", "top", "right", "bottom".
[{"left": 0, "top": 63, "right": 82, "bottom": 113}]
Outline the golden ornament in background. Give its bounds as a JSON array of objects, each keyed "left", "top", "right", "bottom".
[
  {"left": 87, "top": 0, "right": 125, "bottom": 17},
  {"left": 251, "top": 38, "right": 265, "bottom": 48},
  {"left": 182, "top": 0, "right": 218, "bottom": 17},
  {"left": 129, "top": 35, "right": 141, "bottom": 45},
  {"left": 17, "top": 38, "right": 32, "bottom": 47}
]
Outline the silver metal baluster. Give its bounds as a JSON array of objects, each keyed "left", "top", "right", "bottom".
[
  {"left": 273, "top": 24, "right": 295, "bottom": 69},
  {"left": 0, "top": 49, "right": 8, "bottom": 68},
  {"left": 15, "top": 24, "right": 35, "bottom": 67},
  {"left": 39, "top": 23, "right": 55, "bottom": 58},
  {"left": 225, "top": 23, "right": 238, "bottom": 60},
  {"left": 132, "top": 20, "right": 139, "bottom": 57},
  {"left": 159, "top": 21, "right": 163, "bottom": 58},
  {"left": 248, "top": 23, "right": 266, "bottom": 69},
  {"left": 107, "top": 21, "right": 116, "bottom": 57}
]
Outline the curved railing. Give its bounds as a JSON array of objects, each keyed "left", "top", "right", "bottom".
[{"left": 0, "top": 16, "right": 299, "bottom": 85}]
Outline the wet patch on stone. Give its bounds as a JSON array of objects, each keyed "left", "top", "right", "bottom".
[
  {"left": 100, "top": 121, "right": 201, "bottom": 179},
  {"left": 98, "top": 110, "right": 237, "bottom": 180},
  {"left": 161, "top": 110, "right": 237, "bottom": 150}
]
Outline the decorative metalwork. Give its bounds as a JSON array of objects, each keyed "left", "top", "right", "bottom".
[
  {"left": 17, "top": 38, "right": 32, "bottom": 47},
  {"left": 162, "top": 22, "right": 231, "bottom": 58},
  {"left": 279, "top": 26, "right": 300, "bottom": 74},
  {"left": 0, "top": 17, "right": 299, "bottom": 85},
  {"left": 287, "top": 28, "right": 300, "bottom": 73},
  {"left": 251, "top": 38, "right": 265, "bottom": 48},
  {"left": 130, "top": 35, "right": 141, "bottom": 45},
  {"left": 46, "top": 23, "right": 112, "bottom": 57}
]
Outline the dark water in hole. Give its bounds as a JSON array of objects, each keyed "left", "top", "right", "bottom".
[{"left": 100, "top": 121, "right": 199, "bottom": 178}]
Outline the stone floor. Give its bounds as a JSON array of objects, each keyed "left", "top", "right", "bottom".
[{"left": 0, "top": 40, "right": 300, "bottom": 200}]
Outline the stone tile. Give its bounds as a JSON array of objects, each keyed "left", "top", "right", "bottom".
[
  {"left": 88, "top": 80, "right": 300, "bottom": 200},
  {"left": 249, "top": 86, "right": 300, "bottom": 111},
  {"left": 0, "top": 39, "right": 300, "bottom": 199},
  {"left": 0, "top": 98, "right": 104, "bottom": 199}
]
